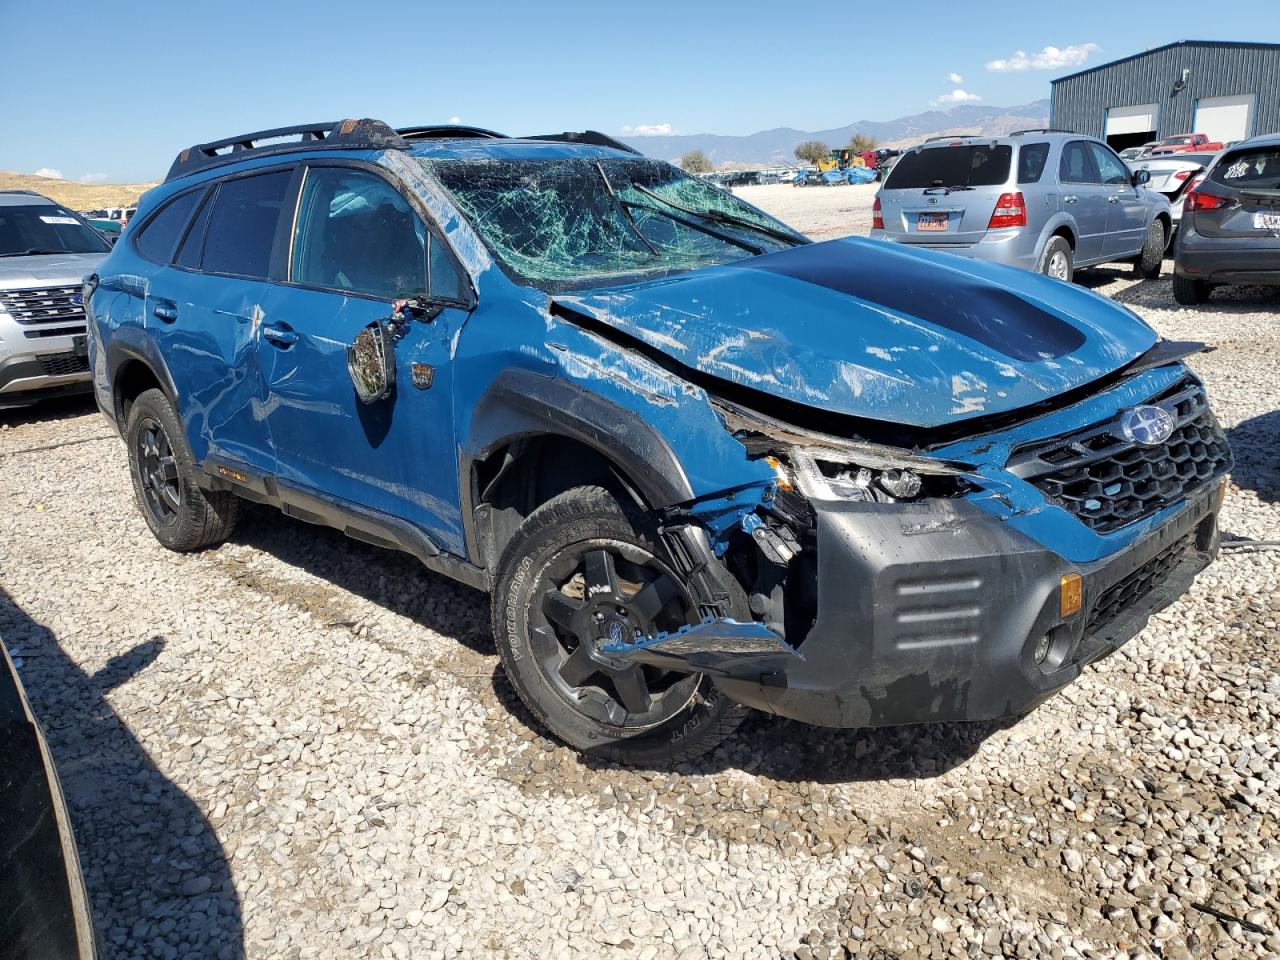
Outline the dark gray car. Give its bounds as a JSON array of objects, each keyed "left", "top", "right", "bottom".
[
  {"left": 871, "top": 132, "right": 1171, "bottom": 284},
  {"left": 1173, "top": 134, "right": 1280, "bottom": 304}
]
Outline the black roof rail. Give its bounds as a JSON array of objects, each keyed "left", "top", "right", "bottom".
[
  {"left": 396, "top": 124, "right": 508, "bottom": 141},
  {"left": 1010, "top": 128, "right": 1077, "bottom": 136},
  {"left": 525, "top": 130, "right": 642, "bottom": 154},
  {"left": 165, "top": 119, "right": 409, "bottom": 183}
]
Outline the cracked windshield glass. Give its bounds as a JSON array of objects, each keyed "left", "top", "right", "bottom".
[{"left": 420, "top": 155, "right": 805, "bottom": 290}]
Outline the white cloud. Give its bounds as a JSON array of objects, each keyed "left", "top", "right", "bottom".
[
  {"left": 948, "top": 72, "right": 963, "bottom": 84},
  {"left": 78, "top": 172, "right": 109, "bottom": 184},
  {"left": 448, "top": 115, "right": 462, "bottom": 124},
  {"left": 934, "top": 89, "right": 983, "bottom": 105},
  {"left": 33, "top": 167, "right": 64, "bottom": 179},
  {"left": 985, "top": 43, "right": 1099, "bottom": 72},
  {"left": 620, "top": 123, "right": 677, "bottom": 137}
]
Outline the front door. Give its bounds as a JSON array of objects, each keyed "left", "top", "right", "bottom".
[
  {"left": 1058, "top": 141, "right": 1108, "bottom": 264},
  {"left": 1091, "top": 142, "right": 1147, "bottom": 259},
  {"left": 258, "top": 163, "right": 474, "bottom": 553}
]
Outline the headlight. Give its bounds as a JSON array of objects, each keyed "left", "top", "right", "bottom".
[{"left": 784, "top": 450, "right": 967, "bottom": 503}]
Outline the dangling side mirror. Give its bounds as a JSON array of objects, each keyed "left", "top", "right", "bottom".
[{"left": 347, "top": 320, "right": 396, "bottom": 403}]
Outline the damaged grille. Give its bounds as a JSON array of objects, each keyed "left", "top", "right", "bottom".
[
  {"left": 0, "top": 286, "right": 86, "bottom": 327},
  {"left": 1008, "top": 377, "right": 1230, "bottom": 533},
  {"left": 1086, "top": 535, "right": 1194, "bottom": 636}
]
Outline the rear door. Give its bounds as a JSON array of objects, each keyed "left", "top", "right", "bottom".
[
  {"left": 140, "top": 170, "right": 292, "bottom": 472},
  {"left": 1058, "top": 141, "right": 1108, "bottom": 262},
  {"left": 878, "top": 142, "right": 1013, "bottom": 244},
  {"left": 257, "top": 162, "right": 474, "bottom": 548},
  {"left": 1090, "top": 142, "right": 1147, "bottom": 258}
]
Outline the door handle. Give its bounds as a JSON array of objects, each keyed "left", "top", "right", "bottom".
[
  {"left": 1063, "top": 195, "right": 1078, "bottom": 204},
  {"left": 1108, "top": 195, "right": 1121, "bottom": 203},
  {"left": 262, "top": 323, "right": 298, "bottom": 348},
  {"left": 152, "top": 302, "right": 178, "bottom": 322}
]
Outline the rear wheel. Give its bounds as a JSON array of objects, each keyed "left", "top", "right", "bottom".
[
  {"left": 1172, "top": 274, "right": 1210, "bottom": 306},
  {"left": 1133, "top": 219, "right": 1166, "bottom": 279},
  {"left": 1039, "top": 236, "right": 1074, "bottom": 283},
  {"left": 125, "top": 388, "right": 240, "bottom": 552},
  {"left": 492, "top": 485, "right": 747, "bottom": 765}
]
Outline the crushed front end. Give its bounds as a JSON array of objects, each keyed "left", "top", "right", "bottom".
[{"left": 613, "top": 360, "right": 1231, "bottom": 729}]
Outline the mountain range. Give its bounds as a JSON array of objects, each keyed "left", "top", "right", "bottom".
[{"left": 620, "top": 99, "right": 1051, "bottom": 167}]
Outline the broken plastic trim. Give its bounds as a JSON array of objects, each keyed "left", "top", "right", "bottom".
[{"left": 599, "top": 616, "right": 802, "bottom": 678}]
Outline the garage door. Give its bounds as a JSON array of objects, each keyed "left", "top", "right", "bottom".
[
  {"left": 1105, "top": 103, "right": 1158, "bottom": 150},
  {"left": 1194, "top": 94, "right": 1255, "bottom": 144}
]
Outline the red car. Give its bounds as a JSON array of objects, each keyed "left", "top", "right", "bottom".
[{"left": 1150, "top": 133, "right": 1224, "bottom": 156}]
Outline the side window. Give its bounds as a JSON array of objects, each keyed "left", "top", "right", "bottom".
[
  {"left": 1089, "top": 143, "right": 1131, "bottom": 185},
  {"left": 1059, "top": 142, "right": 1098, "bottom": 184},
  {"left": 174, "top": 190, "right": 213, "bottom": 269},
  {"left": 428, "top": 235, "right": 466, "bottom": 302},
  {"left": 291, "top": 167, "right": 426, "bottom": 299},
  {"left": 135, "top": 190, "right": 201, "bottom": 263},
  {"left": 200, "top": 170, "right": 292, "bottom": 278},
  {"left": 1017, "top": 143, "right": 1050, "bottom": 184}
]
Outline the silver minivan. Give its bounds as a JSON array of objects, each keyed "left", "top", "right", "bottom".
[{"left": 870, "top": 132, "right": 1172, "bottom": 283}]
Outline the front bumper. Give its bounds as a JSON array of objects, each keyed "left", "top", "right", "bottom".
[
  {"left": 715, "top": 488, "right": 1222, "bottom": 728},
  {"left": 0, "top": 310, "right": 91, "bottom": 403}
]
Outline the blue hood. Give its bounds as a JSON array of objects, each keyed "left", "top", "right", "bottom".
[{"left": 556, "top": 238, "right": 1156, "bottom": 428}]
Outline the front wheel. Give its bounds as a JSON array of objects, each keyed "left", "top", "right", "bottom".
[
  {"left": 492, "top": 485, "right": 747, "bottom": 765},
  {"left": 1039, "top": 236, "right": 1074, "bottom": 283},
  {"left": 1133, "top": 219, "right": 1166, "bottom": 280}
]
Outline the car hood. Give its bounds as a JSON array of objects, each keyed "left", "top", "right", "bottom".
[
  {"left": 554, "top": 238, "right": 1156, "bottom": 429},
  {"left": 0, "top": 252, "right": 107, "bottom": 288}
]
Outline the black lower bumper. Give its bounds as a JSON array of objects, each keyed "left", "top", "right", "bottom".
[
  {"left": 715, "top": 487, "right": 1222, "bottom": 728},
  {"left": 1175, "top": 244, "right": 1280, "bottom": 286}
]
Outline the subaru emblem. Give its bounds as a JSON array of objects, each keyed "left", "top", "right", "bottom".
[{"left": 1119, "top": 405, "right": 1175, "bottom": 446}]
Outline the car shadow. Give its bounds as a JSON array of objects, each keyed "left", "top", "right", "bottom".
[
  {"left": 0, "top": 393, "right": 97, "bottom": 427},
  {"left": 0, "top": 587, "right": 244, "bottom": 959},
  {"left": 1225, "top": 410, "right": 1280, "bottom": 505}
]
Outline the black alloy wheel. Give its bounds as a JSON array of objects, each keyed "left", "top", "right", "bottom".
[{"left": 135, "top": 416, "right": 181, "bottom": 525}]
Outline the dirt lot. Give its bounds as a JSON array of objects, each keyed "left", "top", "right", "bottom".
[{"left": 1, "top": 189, "right": 1278, "bottom": 960}]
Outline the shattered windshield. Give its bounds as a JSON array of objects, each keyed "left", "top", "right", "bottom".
[{"left": 419, "top": 155, "right": 806, "bottom": 291}]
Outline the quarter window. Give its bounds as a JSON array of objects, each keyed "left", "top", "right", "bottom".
[
  {"left": 1089, "top": 143, "right": 1131, "bottom": 185},
  {"left": 200, "top": 170, "right": 292, "bottom": 278},
  {"left": 1059, "top": 142, "right": 1098, "bottom": 184},
  {"left": 1017, "top": 143, "right": 1050, "bottom": 184},
  {"left": 135, "top": 190, "right": 201, "bottom": 263},
  {"left": 291, "top": 167, "right": 427, "bottom": 300}
]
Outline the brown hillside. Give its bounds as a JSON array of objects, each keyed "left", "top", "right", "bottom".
[{"left": 0, "top": 170, "right": 157, "bottom": 211}]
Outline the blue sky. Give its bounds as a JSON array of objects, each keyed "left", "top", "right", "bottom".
[{"left": 2, "top": 0, "right": 1278, "bottom": 182}]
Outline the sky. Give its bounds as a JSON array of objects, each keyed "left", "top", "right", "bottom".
[{"left": 2, "top": 0, "right": 1278, "bottom": 183}]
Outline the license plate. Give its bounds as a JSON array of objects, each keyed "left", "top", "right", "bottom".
[
  {"left": 72, "top": 335, "right": 87, "bottom": 357},
  {"left": 1253, "top": 213, "right": 1280, "bottom": 231},
  {"left": 917, "top": 213, "right": 949, "bottom": 232}
]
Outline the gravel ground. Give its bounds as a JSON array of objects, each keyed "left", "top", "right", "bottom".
[{"left": 1, "top": 191, "right": 1277, "bottom": 960}]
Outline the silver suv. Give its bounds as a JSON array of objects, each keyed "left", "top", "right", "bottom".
[
  {"left": 0, "top": 191, "right": 109, "bottom": 407},
  {"left": 870, "top": 131, "right": 1172, "bottom": 283}
]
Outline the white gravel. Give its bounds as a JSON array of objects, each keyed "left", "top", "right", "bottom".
[{"left": 1, "top": 188, "right": 1277, "bottom": 960}]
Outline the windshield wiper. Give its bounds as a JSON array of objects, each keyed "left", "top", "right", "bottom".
[
  {"left": 0, "top": 248, "right": 65, "bottom": 257},
  {"left": 629, "top": 183, "right": 806, "bottom": 248},
  {"left": 618, "top": 199, "right": 765, "bottom": 256},
  {"left": 594, "top": 161, "right": 658, "bottom": 257}
]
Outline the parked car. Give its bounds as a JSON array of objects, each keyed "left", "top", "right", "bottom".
[
  {"left": 0, "top": 190, "right": 110, "bottom": 407},
  {"left": 871, "top": 132, "right": 1171, "bottom": 283},
  {"left": 1150, "top": 133, "right": 1224, "bottom": 156},
  {"left": 0, "top": 638, "right": 99, "bottom": 958},
  {"left": 1173, "top": 133, "right": 1280, "bottom": 304},
  {"left": 88, "top": 119, "right": 1230, "bottom": 763},
  {"left": 1128, "top": 152, "right": 1218, "bottom": 229},
  {"left": 82, "top": 207, "right": 136, "bottom": 235}
]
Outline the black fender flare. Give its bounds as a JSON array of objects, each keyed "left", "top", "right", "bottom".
[
  {"left": 461, "top": 368, "right": 694, "bottom": 564},
  {"left": 104, "top": 331, "right": 180, "bottom": 430}
]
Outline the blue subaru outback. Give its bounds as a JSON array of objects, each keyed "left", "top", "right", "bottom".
[{"left": 86, "top": 119, "right": 1231, "bottom": 764}]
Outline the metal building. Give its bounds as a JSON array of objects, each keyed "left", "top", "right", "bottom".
[{"left": 1051, "top": 40, "right": 1280, "bottom": 151}]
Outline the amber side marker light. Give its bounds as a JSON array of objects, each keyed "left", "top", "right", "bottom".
[
  {"left": 1217, "top": 476, "right": 1229, "bottom": 510},
  {"left": 1060, "top": 573, "right": 1083, "bottom": 618}
]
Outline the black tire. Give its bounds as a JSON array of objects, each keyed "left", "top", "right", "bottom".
[
  {"left": 1038, "top": 236, "right": 1074, "bottom": 283},
  {"left": 1133, "top": 219, "right": 1166, "bottom": 280},
  {"left": 125, "top": 388, "right": 240, "bottom": 552},
  {"left": 1172, "top": 274, "right": 1210, "bottom": 306},
  {"left": 492, "top": 485, "right": 748, "bottom": 765}
]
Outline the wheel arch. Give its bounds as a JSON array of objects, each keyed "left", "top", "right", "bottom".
[
  {"left": 105, "top": 336, "right": 180, "bottom": 431},
  {"left": 462, "top": 369, "right": 694, "bottom": 572}
]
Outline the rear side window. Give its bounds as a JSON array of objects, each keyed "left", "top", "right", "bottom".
[
  {"left": 1211, "top": 147, "right": 1280, "bottom": 191},
  {"left": 200, "top": 170, "right": 292, "bottom": 278},
  {"left": 174, "top": 192, "right": 213, "bottom": 269},
  {"left": 1017, "top": 143, "right": 1050, "bottom": 184},
  {"left": 1059, "top": 142, "right": 1098, "bottom": 184},
  {"left": 1089, "top": 144, "right": 1131, "bottom": 185},
  {"left": 134, "top": 190, "right": 201, "bottom": 263},
  {"left": 884, "top": 144, "right": 1012, "bottom": 189}
]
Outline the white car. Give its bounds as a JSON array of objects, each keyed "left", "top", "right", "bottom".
[{"left": 1128, "top": 151, "right": 1218, "bottom": 227}]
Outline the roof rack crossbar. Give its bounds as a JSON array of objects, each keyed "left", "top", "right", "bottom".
[
  {"left": 396, "top": 124, "right": 508, "bottom": 141},
  {"left": 525, "top": 131, "right": 642, "bottom": 154},
  {"left": 165, "top": 119, "right": 409, "bottom": 182},
  {"left": 1010, "top": 128, "right": 1077, "bottom": 136}
]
